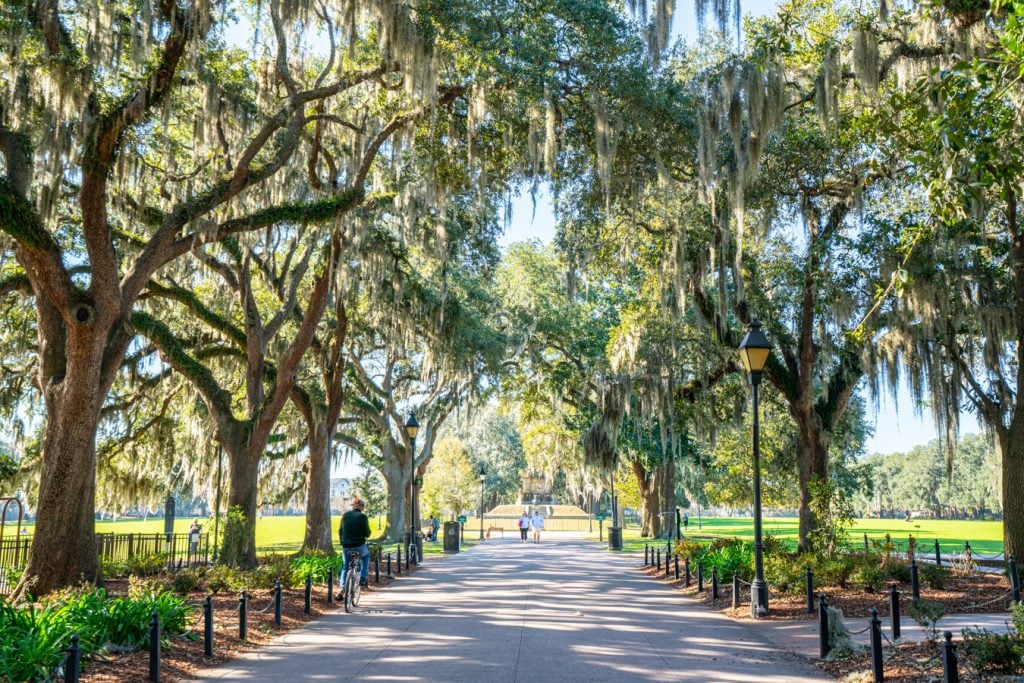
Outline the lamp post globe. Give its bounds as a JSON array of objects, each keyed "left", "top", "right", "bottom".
[
  {"left": 738, "top": 319, "right": 771, "bottom": 618},
  {"left": 405, "top": 413, "right": 420, "bottom": 564},
  {"left": 478, "top": 467, "right": 486, "bottom": 540}
]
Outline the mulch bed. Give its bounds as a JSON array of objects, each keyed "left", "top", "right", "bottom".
[{"left": 78, "top": 564, "right": 417, "bottom": 682}]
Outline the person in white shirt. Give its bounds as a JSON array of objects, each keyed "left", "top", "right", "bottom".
[
  {"left": 518, "top": 511, "right": 530, "bottom": 542},
  {"left": 530, "top": 511, "right": 545, "bottom": 544}
]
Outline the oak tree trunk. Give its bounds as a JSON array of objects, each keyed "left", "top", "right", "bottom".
[
  {"left": 381, "top": 462, "right": 408, "bottom": 544},
  {"left": 794, "top": 411, "right": 829, "bottom": 553},
  {"left": 220, "top": 443, "right": 261, "bottom": 568},
  {"left": 302, "top": 422, "right": 333, "bottom": 553}
]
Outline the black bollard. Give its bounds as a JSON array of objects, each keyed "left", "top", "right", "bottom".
[
  {"left": 732, "top": 573, "right": 740, "bottom": 609},
  {"left": 304, "top": 574, "right": 312, "bottom": 615},
  {"left": 239, "top": 591, "right": 248, "bottom": 641},
  {"left": 387, "top": 552, "right": 394, "bottom": 579},
  {"left": 712, "top": 567, "right": 719, "bottom": 600},
  {"left": 665, "top": 553, "right": 671, "bottom": 578},
  {"left": 375, "top": 553, "right": 381, "bottom": 584},
  {"left": 889, "top": 584, "right": 901, "bottom": 640},
  {"left": 327, "top": 566, "right": 334, "bottom": 604},
  {"left": 942, "top": 631, "right": 959, "bottom": 683},
  {"left": 396, "top": 545, "right": 403, "bottom": 575},
  {"left": 645, "top": 544, "right": 649, "bottom": 565},
  {"left": 65, "top": 634, "right": 81, "bottom": 683},
  {"left": 935, "top": 539, "right": 942, "bottom": 568},
  {"left": 1009, "top": 556, "right": 1020, "bottom": 604},
  {"left": 806, "top": 567, "right": 815, "bottom": 614},
  {"left": 870, "top": 608, "right": 883, "bottom": 682},
  {"left": 149, "top": 611, "right": 161, "bottom": 683},
  {"left": 697, "top": 563, "right": 704, "bottom": 592},
  {"left": 911, "top": 559, "right": 920, "bottom": 606},
  {"left": 274, "top": 580, "right": 282, "bottom": 627},
  {"left": 666, "top": 540, "right": 672, "bottom": 562},
  {"left": 864, "top": 532, "right": 869, "bottom": 550},
  {"left": 684, "top": 558, "right": 691, "bottom": 587},
  {"left": 656, "top": 548, "right": 661, "bottom": 571},
  {"left": 406, "top": 540, "right": 411, "bottom": 569},
  {"left": 675, "top": 556, "right": 680, "bottom": 580},
  {"left": 204, "top": 594, "right": 214, "bottom": 656},
  {"left": 818, "top": 594, "right": 830, "bottom": 659}
]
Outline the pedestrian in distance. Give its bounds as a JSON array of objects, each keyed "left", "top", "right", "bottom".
[
  {"left": 530, "top": 509, "right": 544, "bottom": 544},
  {"left": 683, "top": 512, "right": 689, "bottom": 531},
  {"left": 188, "top": 518, "right": 202, "bottom": 555},
  {"left": 431, "top": 515, "right": 440, "bottom": 542},
  {"left": 518, "top": 510, "right": 530, "bottom": 542}
]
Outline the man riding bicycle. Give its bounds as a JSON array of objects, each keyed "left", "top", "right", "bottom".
[{"left": 339, "top": 498, "right": 371, "bottom": 597}]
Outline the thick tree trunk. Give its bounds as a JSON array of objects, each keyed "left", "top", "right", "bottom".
[
  {"left": 794, "top": 412, "right": 829, "bottom": 553},
  {"left": 381, "top": 462, "right": 407, "bottom": 544},
  {"left": 658, "top": 459, "right": 676, "bottom": 539},
  {"left": 302, "top": 422, "right": 333, "bottom": 553},
  {"left": 632, "top": 461, "right": 659, "bottom": 537},
  {"left": 220, "top": 445, "right": 260, "bottom": 568}
]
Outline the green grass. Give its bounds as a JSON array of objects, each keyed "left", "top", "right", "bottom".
[{"left": 593, "top": 517, "right": 1004, "bottom": 556}]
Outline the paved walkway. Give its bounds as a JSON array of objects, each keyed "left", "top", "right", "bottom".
[{"left": 196, "top": 536, "right": 827, "bottom": 682}]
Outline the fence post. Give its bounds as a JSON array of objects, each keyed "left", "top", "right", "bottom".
[
  {"left": 149, "top": 611, "right": 161, "bottom": 683},
  {"left": 1009, "top": 555, "right": 1020, "bottom": 604},
  {"left": 304, "top": 574, "right": 312, "bottom": 614},
  {"left": 711, "top": 567, "right": 719, "bottom": 600},
  {"left": 869, "top": 608, "right": 883, "bottom": 683},
  {"left": 674, "top": 556, "right": 680, "bottom": 580},
  {"left": 239, "top": 590, "right": 248, "bottom": 641},
  {"left": 964, "top": 541, "right": 972, "bottom": 569},
  {"left": 65, "top": 634, "right": 81, "bottom": 683},
  {"left": 818, "top": 594, "right": 830, "bottom": 659},
  {"left": 889, "top": 584, "right": 901, "bottom": 640},
  {"left": 327, "top": 566, "right": 334, "bottom": 604},
  {"left": 732, "top": 573, "right": 740, "bottom": 609},
  {"left": 911, "top": 559, "right": 920, "bottom": 607},
  {"left": 665, "top": 553, "right": 670, "bottom": 578},
  {"left": 645, "top": 544, "right": 649, "bottom": 565},
  {"left": 375, "top": 553, "right": 381, "bottom": 584},
  {"left": 697, "top": 563, "right": 704, "bottom": 592},
  {"left": 684, "top": 558, "right": 691, "bottom": 588},
  {"left": 387, "top": 552, "right": 394, "bottom": 579},
  {"left": 274, "top": 580, "right": 282, "bottom": 627},
  {"left": 204, "top": 594, "right": 214, "bottom": 656},
  {"left": 935, "top": 539, "right": 942, "bottom": 568},
  {"left": 656, "top": 548, "right": 661, "bottom": 571},
  {"left": 396, "top": 545, "right": 402, "bottom": 575},
  {"left": 806, "top": 567, "right": 815, "bottom": 614},
  {"left": 942, "top": 631, "right": 959, "bottom": 683},
  {"left": 864, "top": 532, "right": 869, "bottom": 550}
]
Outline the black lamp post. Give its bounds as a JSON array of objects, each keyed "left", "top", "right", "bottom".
[
  {"left": 404, "top": 413, "right": 420, "bottom": 565},
  {"left": 478, "top": 467, "right": 486, "bottom": 540},
  {"left": 739, "top": 318, "right": 772, "bottom": 618}
]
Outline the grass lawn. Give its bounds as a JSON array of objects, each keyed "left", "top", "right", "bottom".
[{"left": 596, "top": 517, "right": 1004, "bottom": 556}]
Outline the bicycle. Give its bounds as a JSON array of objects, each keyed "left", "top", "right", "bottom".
[{"left": 342, "top": 548, "right": 362, "bottom": 613}]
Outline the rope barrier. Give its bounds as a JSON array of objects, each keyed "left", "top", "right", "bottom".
[{"left": 846, "top": 623, "right": 872, "bottom": 635}]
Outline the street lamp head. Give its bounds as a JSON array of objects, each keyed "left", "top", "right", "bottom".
[
  {"left": 738, "top": 319, "right": 772, "bottom": 377},
  {"left": 479, "top": 466, "right": 486, "bottom": 483},
  {"left": 404, "top": 413, "right": 420, "bottom": 440}
]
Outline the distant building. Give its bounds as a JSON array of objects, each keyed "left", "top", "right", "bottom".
[{"left": 518, "top": 474, "right": 555, "bottom": 505}]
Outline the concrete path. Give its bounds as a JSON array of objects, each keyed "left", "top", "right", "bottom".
[{"left": 195, "top": 536, "right": 827, "bottom": 682}]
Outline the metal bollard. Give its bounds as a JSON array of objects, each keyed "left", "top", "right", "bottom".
[
  {"left": 375, "top": 553, "right": 381, "bottom": 584},
  {"left": 645, "top": 544, "right": 649, "bottom": 565},
  {"left": 304, "top": 574, "right": 312, "bottom": 614},
  {"left": 665, "top": 553, "right": 670, "bottom": 578},
  {"left": 65, "top": 634, "right": 81, "bottom": 683},
  {"left": 149, "top": 611, "right": 161, "bottom": 683},
  {"left": 935, "top": 539, "right": 942, "bottom": 568},
  {"left": 1009, "top": 555, "right": 1020, "bottom": 604},
  {"left": 942, "top": 631, "right": 959, "bottom": 683},
  {"left": 204, "top": 594, "right": 214, "bottom": 656},
  {"left": 818, "top": 595, "right": 830, "bottom": 659},
  {"left": 911, "top": 559, "right": 920, "bottom": 606},
  {"left": 239, "top": 591, "right": 248, "bottom": 641},
  {"left": 327, "top": 566, "right": 334, "bottom": 604},
  {"left": 697, "top": 563, "right": 704, "bottom": 592},
  {"left": 675, "top": 556, "right": 680, "bottom": 580},
  {"left": 806, "top": 567, "right": 815, "bottom": 614},
  {"left": 406, "top": 540, "right": 412, "bottom": 569},
  {"left": 274, "top": 580, "right": 282, "bottom": 627},
  {"left": 685, "top": 558, "right": 691, "bottom": 587},
  {"left": 656, "top": 548, "right": 661, "bottom": 571},
  {"left": 397, "top": 545, "right": 403, "bottom": 575},
  {"left": 732, "top": 573, "right": 740, "bottom": 609},
  {"left": 864, "top": 532, "right": 869, "bottom": 550},
  {"left": 889, "top": 584, "right": 901, "bottom": 640},
  {"left": 387, "top": 552, "right": 394, "bottom": 579},
  {"left": 712, "top": 567, "right": 719, "bottom": 600},
  {"left": 869, "top": 608, "right": 883, "bottom": 682}
]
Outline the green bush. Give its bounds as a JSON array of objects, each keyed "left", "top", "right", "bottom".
[
  {"left": 206, "top": 564, "right": 244, "bottom": 594},
  {"left": 289, "top": 551, "right": 342, "bottom": 584},
  {"left": 961, "top": 628, "right": 1024, "bottom": 674},
  {"left": 763, "top": 555, "right": 805, "bottom": 594},
  {"left": 884, "top": 558, "right": 912, "bottom": 583},
  {"left": 918, "top": 563, "right": 949, "bottom": 589},
  {"left": 908, "top": 599, "right": 946, "bottom": 642},
  {"left": 690, "top": 539, "right": 753, "bottom": 583},
  {"left": 249, "top": 556, "right": 298, "bottom": 589},
  {"left": 171, "top": 567, "right": 207, "bottom": 596},
  {"left": 852, "top": 563, "right": 887, "bottom": 592},
  {"left": 0, "top": 600, "right": 74, "bottom": 682}
]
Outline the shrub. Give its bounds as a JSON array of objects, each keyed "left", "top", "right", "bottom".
[
  {"left": 206, "top": 564, "right": 244, "bottom": 594},
  {"left": 852, "top": 564, "right": 887, "bottom": 592},
  {"left": 961, "top": 628, "right": 1024, "bottom": 674},
  {"left": 171, "top": 568, "right": 207, "bottom": 596},
  {"left": 884, "top": 558, "right": 912, "bottom": 583},
  {"left": 689, "top": 539, "right": 752, "bottom": 583},
  {"left": 250, "top": 556, "right": 298, "bottom": 589},
  {"left": 290, "top": 551, "right": 342, "bottom": 584},
  {"left": 764, "top": 555, "right": 805, "bottom": 594},
  {"left": 673, "top": 539, "right": 704, "bottom": 561},
  {"left": 0, "top": 600, "right": 73, "bottom": 682},
  {"left": 812, "top": 555, "right": 858, "bottom": 588},
  {"left": 919, "top": 563, "right": 949, "bottom": 589},
  {"left": 908, "top": 599, "right": 946, "bottom": 642}
]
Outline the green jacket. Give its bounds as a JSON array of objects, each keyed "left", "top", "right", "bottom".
[{"left": 340, "top": 509, "right": 371, "bottom": 548}]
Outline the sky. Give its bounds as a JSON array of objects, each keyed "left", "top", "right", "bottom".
[{"left": 497, "top": 1, "right": 984, "bottom": 457}]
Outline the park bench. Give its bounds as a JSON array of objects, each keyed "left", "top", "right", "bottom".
[{"left": 486, "top": 526, "right": 505, "bottom": 538}]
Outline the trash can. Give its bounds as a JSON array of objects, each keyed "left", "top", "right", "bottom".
[
  {"left": 608, "top": 526, "right": 623, "bottom": 550},
  {"left": 443, "top": 521, "right": 461, "bottom": 553}
]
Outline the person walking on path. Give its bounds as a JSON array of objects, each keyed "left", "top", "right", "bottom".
[
  {"left": 683, "top": 512, "right": 689, "bottom": 531},
  {"left": 518, "top": 510, "right": 530, "bottom": 542},
  {"left": 530, "top": 509, "right": 544, "bottom": 543},
  {"left": 430, "top": 515, "right": 440, "bottom": 542},
  {"left": 339, "top": 498, "right": 371, "bottom": 595}
]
